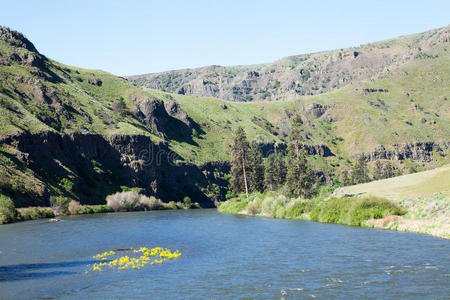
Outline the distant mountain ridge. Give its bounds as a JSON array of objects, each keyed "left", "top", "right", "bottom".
[{"left": 127, "top": 26, "right": 449, "bottom": 101}]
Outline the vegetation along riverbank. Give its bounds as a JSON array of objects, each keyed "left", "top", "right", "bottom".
[
  {"left": 0, "top": 190, "right": 198, "bottom": 224},
  {"left": 219, "top": 164, "right": 449, "bottom": 239}
]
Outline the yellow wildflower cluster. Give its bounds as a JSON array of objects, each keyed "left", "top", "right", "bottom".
[
  {"left": 93, "top": 250, "right": 116, "bottom": 261},
  {"left": 87, "top": 247, "right": 182, "bottom": 273}
]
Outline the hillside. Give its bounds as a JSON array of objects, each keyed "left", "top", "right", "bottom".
[
  {"left": 0, "top": 25, "right": 449, "bottom": 209},
  {"left": 332, "top": 165, "right": 449, "bottom": 238},
  {"left": 128, "top": 26, "right": 450, "bottom": 101}
]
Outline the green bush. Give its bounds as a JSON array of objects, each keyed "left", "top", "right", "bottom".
[
  {"left": 217, "top": 198, "right": 248, "bottom": 214},
  {"left": 59, "top": 178, "right": 74, "bottom": 191},
  {"left": 166, "top": 201, "right": 179, "bottom": 210},
  {"left": 91, "top": 205, "right": 114, "bottom": 214},
  {"left": 0, "top": 194, "right": 20, "bottom": 224},
  {"left": 183, "top": 196, "right": 192, "bottom": 209},
  {"left": 346, "top": 197, "right": 406, "bottom": 226},
  {"left": 310, "top": 197, "right": 405, "bottom": 226},
  {"left": 285, "top": 199, "right": 312, "bottom": 219},
  {"left": 50, "top": 196, "right": 71, "bottom": 215},
  {"left": 20, "top": 207, "right": 54, "bottom": 220},
  {"left": 246, "top": 200, "right": 261, "bottom": 215}
]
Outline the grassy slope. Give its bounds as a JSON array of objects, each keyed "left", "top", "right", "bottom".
[
  {"left": 333, "top": 164, "right": 449, "bottom": 200},
  {"left": 1, "top": 28, "right": 448, "bottom": 166},
  {"left": 143, "top": 43, "right": 450, "bottom": 166},
  {"left": 333, "top": 165, "right": 449, "bottom": 238},
  {"left": 0, "top": 26, "right": 449, "bottom": 208}
]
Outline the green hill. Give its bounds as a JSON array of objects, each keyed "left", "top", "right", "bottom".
[{"left": 0, "top": 25, "right": 449, "bottom": 209}]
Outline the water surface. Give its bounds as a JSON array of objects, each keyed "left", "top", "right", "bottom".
[{"left": 0, "top": 209, "right": 448, "bottom": 299}]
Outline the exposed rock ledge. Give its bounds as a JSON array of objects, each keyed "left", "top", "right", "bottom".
[
  {"left": 0, "top": 131, "right": 229, "bottom": 207},
  {"left": 256, "top": 142, "right": 334, "bottom": 157},
  {"left": 364, "top": 142, "right": 449, "bottom": 162}
]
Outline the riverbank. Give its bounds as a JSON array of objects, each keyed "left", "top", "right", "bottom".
[
  {"left": 218, "top": 190, "right": 449, "bottom": 239},
  {"left": 0, "top": 192, "right": 199, "bottom": 225}
]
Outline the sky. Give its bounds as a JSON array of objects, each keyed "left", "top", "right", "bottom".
[{"left": 1, "top": 0, "right": 448, "bottom": 76}]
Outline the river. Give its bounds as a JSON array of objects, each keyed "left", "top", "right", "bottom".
[{"left": 0, "top": 209, "right": 448, "bottom": 299}]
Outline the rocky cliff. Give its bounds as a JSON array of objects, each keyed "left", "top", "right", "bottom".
[
  {"left": 127, "top": 26, "right": 449, "bottom": 101},
  {"left": 364, "top": 142, "right": 450, "bottom": 162},
  {"left": 0, "top": 131, "right": 229, "bottom": 208}
]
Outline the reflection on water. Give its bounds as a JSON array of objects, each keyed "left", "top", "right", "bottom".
[
  {"left": 0, "top": 209, "right": 448, "bottom": 299},
  {"left": 0, "top": 260, "right": 94, "bottom": 282}
]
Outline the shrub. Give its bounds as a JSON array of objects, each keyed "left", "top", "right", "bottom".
[
  {"left": 140, "top": 196, "right": 165, "bottom": 210},
  {"left": 50, "top": 196, "right": 71, "bottom": 215},
  {"left": 20, "top": 207, "right": 54, "bottom": 220},
  {"left": 346, "top": 197, "right": 406, "bottom": 226},
  {"left": 106, "top": 191, "right": 141, "bottom": 212},
  {"left": 105, "top": 191, "right": 165, "bottom": 212},
  {"left": 246, "top": 200, "right": 261, "bottom": 216},
  {"left": 284, "top": 199, "right": 311, "bottom": 219},
  {"left": 310, "top": 197, "right": 405, "bottom": 226},
  {"left": 91, "top": 205, "right": 114, "bottom": 214},
  {"left": 0, "top": 194, "right": 20, "bottom": 224},
  {"left": 166, "top": 201, "right": 178, "bottom": 210},
  {"left": 217, "top": 198, "right": 248, "bottom": 214},
  {"left": 59, "top": 178, "right": 74, "bottom": 191},
  {"left": 83, "top": 205, "right": 95, "bottom": 214},
  {"left": 183, "top": 196, "right": 192, "bottom": 209},
  {"left": 261, "top": 195, "right": 289, "bottom": 217},
  {"left": 68, "top": 200, "right": 85, "bottom": 215}
]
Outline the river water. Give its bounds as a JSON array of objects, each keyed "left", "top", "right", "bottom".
[{"left": 0, "top": 209, "right": 448, "bottom": 299}]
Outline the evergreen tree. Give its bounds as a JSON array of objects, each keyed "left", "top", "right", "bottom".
[
  {"left": 247, "top": 142, "right": 265, "bottom": 192},
  {"left": 112, "top": 97, "right": 127, "bottom": 117},
  {"left": 230, "top": 127, "right": 250, "bottom": 199},
  {"left": 264, "top": 153, "right": 286, "bottom": 190},
  {"left": 383, "top": 161, "right": 395, "bottom": 178},
  {"left": 285, "top": 117, "right": 314, "bottom": 198},
  {"left": 341, "top": 169, "right": 352, "bottom": 186},
  {"left": 351, "top": 154, "right": 370, "bottom": 184},
  {"left": 374, "top": 160, "right": 384, "bottom": 180}
]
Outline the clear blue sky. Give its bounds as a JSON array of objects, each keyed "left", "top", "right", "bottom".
[{"left": 1, "top": 0, "right": 448, "bottom": 76}]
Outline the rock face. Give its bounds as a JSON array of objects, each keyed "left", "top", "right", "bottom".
[
  {"left": 132, "top": 97, "right": 201, "bottom": 140},
  {"left": 306, "top": 103, "right": 328, "bottom": 118},
  {"left": 256, "top": 142, "right": 334, "bottom": 157},
  {"left": 127, "top": 26, "right": 449, "bottom": 101},
  {"left": 0, "top": 132, "right": 229, "bottom": 208},
  {"left": 365, "top": 142, "right": 450, "bottom": 162},
  {"left": 0, "top": 26, "right": 61, "bottom": 83},
  {"left": 133, "top": 97, "right": 171, "bottom": 135}
]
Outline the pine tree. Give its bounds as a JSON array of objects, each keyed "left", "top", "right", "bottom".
[
  {"left": 264, "top": 153, "right": 286, "bottom": 190},
  {"left": 383, "top": 161, "right": 395, "bottom": 178},
  {"left": 247, "top": 142, "right": 265, "bottom": 192},
  {"left": 230, "top": 127, "right": 250, "bottom": 199},
  {"left": 374, "top": 160, "right": 384, "bottom": 180},
  {"left": 351, "top": 154, "right": 370, "bottom": 184},
  {"left": 341, "top": 169, "right": 352, "bottom": 186},
  {"left": 285, "top": 117, "right": 313, "bottom": 198}
]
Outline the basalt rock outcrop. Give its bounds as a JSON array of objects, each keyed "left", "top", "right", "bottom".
[
  {"left": 256, "top": 142, "right": 334, "bottom": 157},
  {"left": 364, "top": 142, "right": 450, "bottom": 162},
  {"left": 0, "top": 131, "right": 228, "bottom": 208},
  {"left": 127, "top": 26, "right": 449, "bottom": 101},
  {"left": 132, "top": 97, "right": 203, "bottom": 142}
]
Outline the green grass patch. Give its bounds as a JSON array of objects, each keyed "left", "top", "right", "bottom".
[{"left": 310, "top": 196, "right": 406, "bottom": 226}]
